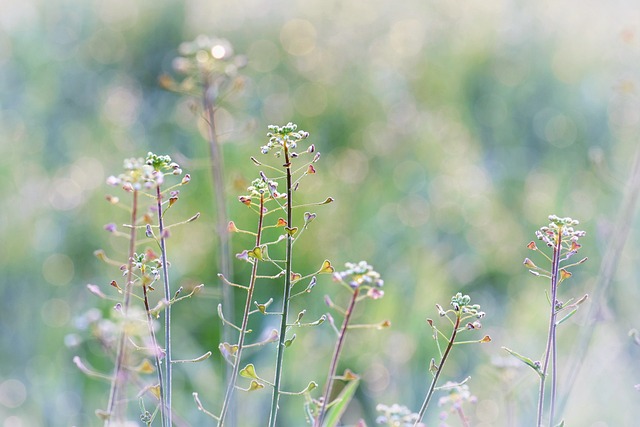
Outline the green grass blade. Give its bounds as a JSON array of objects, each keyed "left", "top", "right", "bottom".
[{"left": 321, "top": 378, "right": 360, "bottom": 427}]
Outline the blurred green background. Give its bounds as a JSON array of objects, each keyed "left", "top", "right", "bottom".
[{"left": 2, "top": 0, "right": 640, "bottom": 426}]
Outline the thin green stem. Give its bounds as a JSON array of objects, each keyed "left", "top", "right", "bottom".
[
  {"left": 315, "top": 288, "right": 360, "bottom": 427},
  {"left": 156, "top": 185, "right": 173, "bottom": 427},
  {"left": 105, "top": 190, "right": 138, "bottom": 426},
  {"left": 269, "top": 147, "right": 293, "bottom": 427},
  {"left": 142, "top": 283, "right": 166, "bottom": 426},
  {"left": 202, "top": 75, "right": 235, "bottom": 425},
  {"left": 218, "top": 195, "right": 264, "bottom": 426},
  {"left": 537, "top": 229, "right": 562, "bottom": 427},
  {"left": 414, "top": 314, "right": 462, "bottom": 426}
]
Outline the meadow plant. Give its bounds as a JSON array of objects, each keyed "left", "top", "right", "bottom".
[
  {"left": 189, "top": 123, "right": 335, "bottom": 426},
  {"left": 504, "top": 215, "right": 588, "bottom": 427},
  {"left": 71, "top": 31, "right": 601, "bottom": 426},
  {"left": 413, "top": 293, "right": 490, "bottom": 427},
  {"left": 375, "top": 403, "right": 423, "bottom": 427},
  {"left": 258, "top": 123, "right": 335, "bottom": 427},
  {"left": 75, "top": 153, "right": 203, "bottom": 426},
  {"left": 313, "top": 261, "right": 390, "bottom": 427},
  {"left": 436, "top": 381, "right": 477, "bottom": 427},
  {"left": 161, "top": 35, "right": 247, "bottom": 376}
]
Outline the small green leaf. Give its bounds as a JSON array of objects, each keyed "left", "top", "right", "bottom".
[
  {"left": 321, "top": 377, "right": 360, "bottom": 427},
  {"left": 255, "top": 298, "right": 274, "bottom": 314},
  {"left": 556, "top": 308, "right": 578, "bottom": 326},
  {"left": 149, "top": 384, "right": 161, "bottom": 399},
  {"left": 285, "top": 226, "right": 298, "bottom": 236},
  {"left": 247, "top": 380, "right": 264, "bottom": 391},
  {"left": 219, "top": 342, "right": 238, "bottom": 357},
  {"left": 248, "top": 246, "right": 263, "bottom": 260},
  {"left": 502, "top": 347, "right": 543, "bottom": 377},
  {"left": 284, "top": 334, "right": 297, "bottom": 347},
  {"left": 429, "top": 358, "right": 438, "bottom": 375},
  {"left": 304, "top": 212, "right": 317, "bottom": 224},
  {"left": 239, "top": 364, "right": 259, "bottom": 379},
  {"left": 319, "top": 260, "right": 334, "bottom": 274},
  {"left": 303, "top": 381, "right": 318, "bottom": 392},
  {"left": 136, "top": 359, "right": 155, "bottom": 374}
]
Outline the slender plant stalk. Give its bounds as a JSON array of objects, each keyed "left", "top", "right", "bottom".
[
  {"left": 202, "top": 78, "right": 233, "bottom": 320},
  {"left": 559, "top": 143, "right": 640, "bottom": 415},
  {"left": 156, "top": 186, "right": 173, "bottom": 427},
  {"left": 105, "top": 190, "right": 139, "bottom": 425},
  {"left": 537, "top": 229, "right": 562, "bottom": 427},
  {"left": 218, "top": 195, "right": 264, "bottom": 426},
  {"left": 142, "top": 283, "right": 166, "bottom": 426},
  {"left": 315, "top": 288, "right": 360, "bottom": 427},
  {"left": 414, "top": 314, "right": 461, "bottom": 426},
  {"left": 202, "top": 77, "right": 235, "bottom": 426},
  {"left": 455, "top": 407, "right": 470, "bottom": 427},
  {"left": 268, "top": 145, "right": 294, "bottom": 427}
]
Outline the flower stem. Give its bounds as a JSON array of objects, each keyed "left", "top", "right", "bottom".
[
  {"left": 456, "top": 406, "right": 470, "bottom": 427},
  {"left": 202, "top": 75, "right": 235, "bottom": 425},
  {"left": 105, "top": 189, "right": 138, "bottom": 425},
  {"left": 156, "top": 185, "right": 173, "bottom": 427},
  {"left": 414, "top": 314, "right": 461, "bottom": 426},
  {"left": 268, "top": 146, "right": 293, "bottom": 427},
  {"left": 142, "top": 283, "right": 166, "bottom": 426},
  {"left": 537, "top": 229, "right": 562, "bottom": 427},
  {"left": 315, "top": 288, "right": 360, "bottom": 427},
  {"left": 218, "top": 195, "right": 264, "bottom": 426}
]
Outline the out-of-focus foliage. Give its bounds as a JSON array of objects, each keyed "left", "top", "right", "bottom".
[{"left": 2, "top": 0, "right": 640, "bottom": 425}]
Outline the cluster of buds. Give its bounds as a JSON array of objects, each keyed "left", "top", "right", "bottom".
[
  {"left": 238, "top": 176, "right": 286, "bottom": 208},
  {"left": 534, "top": 215, "right": 586, "bottom": 249},
  {"left": 262, "top": 122, "right": 311, "bottom": 156},
  {"left": 525, "top": 214, "right": 588, "bottom": 281},
  {"left": 124, "top": 251, "right": 162, "bottom": 288},
  {"left": 106, "top": 153, "right": 185, "bottom": 191},
  {"left": 159, "top": 35, "right": 246, "bottom": 94},
  {"left": 437, "top": 382, "right": 477, "bottom": 425},
  {"left": 375, "top": 403, "right": 424, "bottom": 427},
  {"left": 333, "top": 261, "right": 384, "bottom": 299},
  {"left": 449, "top": 293, "right": 485, "bottom": 319}
]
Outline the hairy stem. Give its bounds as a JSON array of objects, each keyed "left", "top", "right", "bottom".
[
  {"left": 537, "top": 229, "right": 562, "bottom": 427},
  {"left": 156, "top": 185, "right": 173, "bottom": 426},
  {"left": 414, "top": 314, "right": 462, "bottom": 426},
  {"left": 142, "top": 283, "right": 166, "bottom": 426},
  {"left": 218, "top": 195, "right": 264, "bottom": 426},
  {"left": 315, "top": 288, "right": 360, "bottom": 427},
  {"left": 269, "top": 146, "right": 293, "bottom": 427},
  {"left": 105, "top": 189, "right": 138, "bottom": 425}
]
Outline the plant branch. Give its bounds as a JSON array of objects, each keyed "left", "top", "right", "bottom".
[
  {"left": 537, "top": 229, "right": 562, "bottom": 427},
  {"left": 269, "top": 146, "right": 294, "bottom": 427},
  {"left": 315, "top": 288, "right": 360, "bottom": 427},
  {"left": 157, "top": 185, "right": 173, "bottom": 427},
  {"left": 202, "top": 73, "right": 235, "bottom": 424},
  {"left": 105, "top": 189, "right": 138, "bottom": 425},
  {"left": 142, "top": 282, "right": 166, "bottom": 426},
  {"left": 414, "top": 313, "right": 462, "bottom": 426},
  {"left": 218, "top": 194, "right": 265, "bottom": 426}
]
